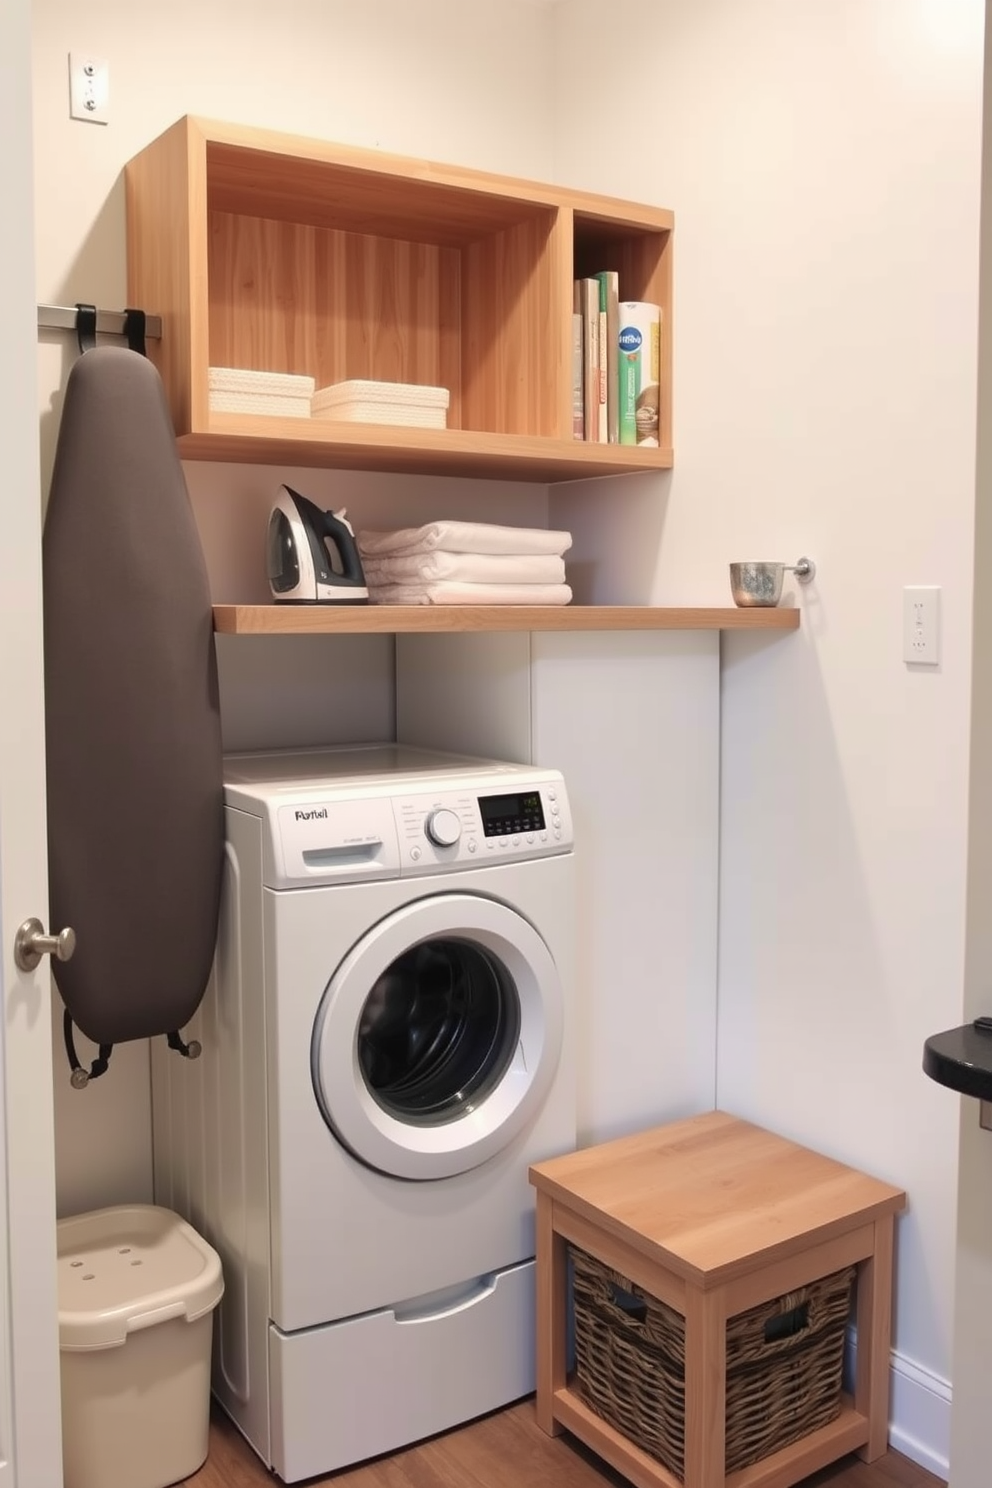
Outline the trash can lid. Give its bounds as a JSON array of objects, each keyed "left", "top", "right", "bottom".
[{"left": 57, "top": 1203, "right": 224, "bottom": 1351}]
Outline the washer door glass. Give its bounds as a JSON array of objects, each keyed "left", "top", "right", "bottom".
[
  {"left": 311, "top": 893, "right": 564, "bottom": 1180},
  {"left": 358, "top": 937, "right": 521, "bottom": 1126}
]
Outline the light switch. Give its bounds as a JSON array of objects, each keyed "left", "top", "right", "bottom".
[
  {"left": 69, "top": 54, "right": 110, "bottom": 125},
  {"left": 903, "top": 586, "right": 940, "bottom": 666}
]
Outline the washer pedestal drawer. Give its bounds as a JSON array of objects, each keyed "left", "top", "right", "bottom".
[{"left": 268, "top": 1257, "right": 536, "bottom": 1483}]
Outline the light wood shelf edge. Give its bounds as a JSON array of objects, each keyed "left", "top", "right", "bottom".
[
  {"left": 211, "top": 605, "right": 802, "bottom": 636},
  {"left": 179, "top": 423, "right": 675, "bottom": 482}
]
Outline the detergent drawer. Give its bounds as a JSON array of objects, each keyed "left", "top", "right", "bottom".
[{"left": 267, "top": 1258, "right": 536, "bottom": 1482}]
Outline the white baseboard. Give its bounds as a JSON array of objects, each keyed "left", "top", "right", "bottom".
[{"left": 846, "top": 1328, "right": 951, "bottom": 1481}]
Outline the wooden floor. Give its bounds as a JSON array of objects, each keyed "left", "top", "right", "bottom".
[{"left": 188, "top": 1399, "right": 945, "bottom": 1488}]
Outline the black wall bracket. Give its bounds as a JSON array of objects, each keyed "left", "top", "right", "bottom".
[{"left": 923, "top": 1020, "right": 992, "bottom": 1119}]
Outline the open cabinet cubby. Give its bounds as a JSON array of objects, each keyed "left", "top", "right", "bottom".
[
  {"left": 124, "top": 116, "right": 674, "bottom": 483},
  {"left": 125, "top": 118, "right": 802, "bottom": 637}
]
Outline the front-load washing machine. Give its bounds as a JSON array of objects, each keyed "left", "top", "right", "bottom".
[{"left": 151, "top": 743, "right": 575, "bottom": 1483}]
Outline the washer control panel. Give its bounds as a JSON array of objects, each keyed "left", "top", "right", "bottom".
[
  {"left": 393, "top": 779, "right": 572, "bottom": 873},
  {"left": 230, "top": 748, "right": 574, "bottom": 886}
]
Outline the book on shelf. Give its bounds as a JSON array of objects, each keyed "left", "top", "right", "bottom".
[
  {"left": 579, "top": 277, "right": 601, "bottom": 444},
  {"left": 596, "top": 270, "right": 620, "bottom": 444},
  {"left": 572, "top": 281, "right": 585, "bottom": 440},
  {"left": 595, "top": 283, "right": 608, "bottom": 442},
  {"left": 572, "top": 271, "right": 625, "bottom": 444}
]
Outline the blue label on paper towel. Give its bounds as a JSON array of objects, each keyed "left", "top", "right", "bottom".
[{"left": 618, "top": 326, "right": 643, "bottom": 353}]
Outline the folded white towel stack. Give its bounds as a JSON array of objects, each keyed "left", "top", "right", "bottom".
[
  {"left": 356, "top": 522, "right": 573, "bottom": 606},
  {"left": 369, "top": 582, "right": 572, "bottom": 607},
  {"left": 362, "top": 551, "right": 566, "bottom": 585},
  {"left": 357, "top": 521, "right": 572, "bottom": 559}
]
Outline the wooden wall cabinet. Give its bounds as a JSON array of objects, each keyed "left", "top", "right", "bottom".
[
  {"left": 125, "top": 118, "right": 802, "bottom": 638},
  {"left": 124, "top": 116, "right": 674, "bottom": 484}
]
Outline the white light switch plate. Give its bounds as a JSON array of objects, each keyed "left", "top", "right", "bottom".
[
  {"left": 903, "top": 586, "right": 940, "bottom": 666},
  {"left": 69, "top": 54, "right": 110, "bottom": 125}
]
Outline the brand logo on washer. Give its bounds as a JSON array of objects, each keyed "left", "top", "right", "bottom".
[{"left": 294, "top": 807, "right": 328, "bottom": 821}]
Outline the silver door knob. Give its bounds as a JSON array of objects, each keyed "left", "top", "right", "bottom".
[{"left": 14, "top": 917, "right": 76, "bottom": 973}]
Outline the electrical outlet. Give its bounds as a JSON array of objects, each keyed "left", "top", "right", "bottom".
[
  {"left": 69, "top": 54, "right": 110, "bottom": 125},
  {"left": 903, "top": 586, "right": 940, "bottom": 666}
]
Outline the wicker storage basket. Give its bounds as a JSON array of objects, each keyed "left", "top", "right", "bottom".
[{"left": 570, "top": 1247, "right": 855, "bottom": 1478}]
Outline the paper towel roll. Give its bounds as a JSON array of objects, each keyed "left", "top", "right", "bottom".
[{"left": 618, "top": 302, "right": 661, "bottom": 446}]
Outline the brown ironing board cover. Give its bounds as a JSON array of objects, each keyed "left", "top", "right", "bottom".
[{"left": 43, "top": 346, "right": 223, "bottom": 1045}]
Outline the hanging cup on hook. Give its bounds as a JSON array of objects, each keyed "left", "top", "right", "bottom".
[{"left": 729, "top": 557, "right": 816, "bottom": 608}]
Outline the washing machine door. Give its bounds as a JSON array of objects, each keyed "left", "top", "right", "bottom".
[{"left": 311, "top": 892, "right": 564, "bottom": 1180}]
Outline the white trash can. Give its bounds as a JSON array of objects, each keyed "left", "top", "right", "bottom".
[{"left": 57, "top": 1204, "right": 224, "bottom": 1488}]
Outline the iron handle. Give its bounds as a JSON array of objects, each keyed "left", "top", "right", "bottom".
[{"left": 14, "top": 917, "right": 76, "bottom": 973}]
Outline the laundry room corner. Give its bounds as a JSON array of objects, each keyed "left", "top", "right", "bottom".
[
  {"left": 19, "top": 0, "right": 992, "bottom": 1485},
  {"left": 31, "top": 0, "right": 560, "bottom": 1219}
]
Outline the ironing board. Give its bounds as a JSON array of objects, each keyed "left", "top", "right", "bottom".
[{"left": 43, "top": 346, "right": 223, "bottom": 1051}]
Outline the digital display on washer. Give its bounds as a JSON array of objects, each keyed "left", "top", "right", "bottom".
[{"left": 478, "top": 790, "right": 546, "bottom": 837}]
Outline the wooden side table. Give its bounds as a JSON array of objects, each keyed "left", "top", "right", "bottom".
[{"left": 529, "top": 1110, "right": 906, "bottom": 1488}]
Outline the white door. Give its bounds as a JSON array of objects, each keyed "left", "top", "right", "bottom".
[{"left": 0, "top": 0, "right": 66, "bottom": 1482}]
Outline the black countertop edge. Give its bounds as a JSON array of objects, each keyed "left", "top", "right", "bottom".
[{"left": 924, "top": 1023, "right": 992, "bottom": 1102}]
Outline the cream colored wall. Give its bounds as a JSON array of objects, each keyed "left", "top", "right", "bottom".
[
  {"left": 31, "top": 0, "right": 559, "bottom": 1215},
  {"left": 550, "top": 1, "right": 983, "bottom": 1475}
]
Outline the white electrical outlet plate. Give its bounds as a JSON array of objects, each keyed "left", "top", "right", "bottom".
[
  {"left": 69, "top": 54, "right": 110, "bottom": 125},
  {"left": 903, "top": 585, "right": 940, "bottom": 666}
]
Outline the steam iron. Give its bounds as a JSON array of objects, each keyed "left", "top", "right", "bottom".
[{"left": 267, "top": 485, "right": 369, "bottom": 603}]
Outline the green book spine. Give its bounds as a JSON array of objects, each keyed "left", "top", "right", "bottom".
[{"left": 619, "top": 356, "right": 638, "bottom": 445}]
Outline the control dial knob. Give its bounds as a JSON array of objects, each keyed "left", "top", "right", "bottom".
[{"left": 425, "top": 808, "right": 462, "bottom": 848}]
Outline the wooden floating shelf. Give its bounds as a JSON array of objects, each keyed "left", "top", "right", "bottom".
[
  {"left": 212, "top": 605, "right": 802, "bottom": 636},
  {"left": 180, "top": 421, "right": 674, "bottom": 483}
]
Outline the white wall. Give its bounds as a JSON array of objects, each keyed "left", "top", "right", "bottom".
[
  {"left": 550, "top": 1, "right": 983, "bottom": 1476},
  {"left": 396, "top": 630, "right": 721, "bottom": 1144},
  {"left": 31, "top": 0, "right": 558, "bottom": 1213}
]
